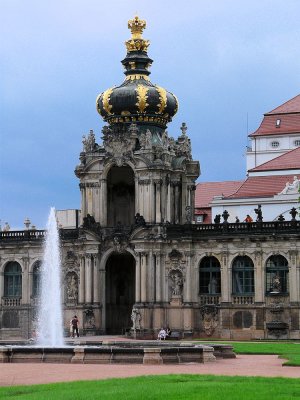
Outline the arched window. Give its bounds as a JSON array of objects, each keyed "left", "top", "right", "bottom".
[
  {"left": 32, "top": 261, "right": 42, "bottom": 298},
  {"left": 232, "top": 256, "right": 254, "bottom": 295},
  {"left": 266, "top": 255, "right": 289, "bottom": 294},
  {"left": 4, "top": 262, "right": 22, "bottom": 297},
  {"left": 199, "top": 256, "right": 221, "bottom": 294}
]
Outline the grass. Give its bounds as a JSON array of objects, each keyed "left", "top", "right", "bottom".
[
  {"left": 196, "top": 340, "right": 300, "bottom": 366},
  {"left": 1, "top": 375, "right": 300, "bottom": 400}
]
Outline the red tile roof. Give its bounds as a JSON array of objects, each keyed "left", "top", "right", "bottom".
[
  {"left": 250, "top": 94, "right": 300, "bottom": 137},
  {"left": 268, "top": 94, "right": 300, "bottom": 114},
  {"left": 226, "top": 174, "right": 297, "bottom": 199},
  {"left": 195, "top": 181, "right": 244, "bottom": 208},
  {"left": 249, "top": 147, "right": 300, "bottom": 172}
]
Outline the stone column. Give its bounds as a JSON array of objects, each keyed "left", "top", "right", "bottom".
[
  {"left": 166, "top": 180, "right": 171, "bottom": 222},
  {"left": 149, "top": 180, "right": 155, "bottom": 223},
  {"left": 100, "top": 178, "right": 107, "bottom": 226},
  {"left": 289, "top": 250, "right": 299, "bottom": 303},
  {"left": 0, "top": 258, "right": 4, "bottom": 301},
  {"left": 79, "top": 183, "right": 86, "bottom": 225},
  {"left": 220, "top": 253, "right": 230, "bottom": 303},
  {"left": 148, "top": 251, "right": 154, "bottom": 302},
  {"left": 155, "top": 253, "right": 162, "bottom": 302},
  {"left": 140, "top": 253, "right": 147, "bottom": 303},
  {"left": 155, "top": 180, "right": 162, "bottom": 223},
  {"left": 135, "top": 177, "right": 139, "bottom": 215},
  {"left": 254, "top": 251, "right": 263, "bottom": 303},
  {"left": 174, "top": 184, "right": 180, "bottom": 224},
  {"left": 79, "top": 256, "right": 85, "bottom": 303},
  {"left": 184, "top": 251, "right": 193, "bottom": 303},
  {"left": 93, "top": 254, "right": 100, "bottom": 304},
  {"left": 135, "top": 253, "right": 141, "bottom": 303},
  {"left": 93, "top": 183, "right": 101, "bottom": 222},
  {"left": 99, "top": 267, "right": 106, "bottom": 330},
  {"left": 85, "top": 254, "right": 93, "bottom": 304},
  {"left": 21, "top": 257, "right": 29, "bottom": 304}
]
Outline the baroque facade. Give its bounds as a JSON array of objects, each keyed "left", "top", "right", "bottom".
[{"left": 1, "top": 17, "right": 300, "bottom": 340}]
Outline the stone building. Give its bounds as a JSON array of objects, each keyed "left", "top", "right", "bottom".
[{"left": 1, "top": 17, "right": 300, "bottom": 340}]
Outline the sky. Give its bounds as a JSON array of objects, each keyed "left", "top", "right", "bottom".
[{"left": 1, "top": 0, "right": 300, "bottom": 229}]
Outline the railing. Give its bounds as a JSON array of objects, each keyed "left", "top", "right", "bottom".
[
  {"left": 166, "top": 221, "right": 300, "bottom": 238},
  {"left": 0, "top": 229, "right": 79, "bottom": 242},
  {"left": 2, "top": 297, "right": 21, "bottom": 307},
  {"left": 199, "top": 295, "right": 220, "bottom": 305},
  {"left": 1, "top": 221, "right": 299, "bottom": 242},
  {"left": 232, "top": 296, "right": 254, "bottom": 305}
]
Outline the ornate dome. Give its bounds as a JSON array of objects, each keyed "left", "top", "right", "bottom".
[{"left": 96, "top": 16, "right": 178, "bottom": 129}]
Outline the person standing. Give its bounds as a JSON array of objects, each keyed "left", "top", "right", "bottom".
[{"left": 71, "top": 315, "right": 80, "bottom": 338}]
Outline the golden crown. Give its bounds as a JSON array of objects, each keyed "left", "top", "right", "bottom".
[{"left": 128, "top": 16, "right": 146, "bottom": 39}]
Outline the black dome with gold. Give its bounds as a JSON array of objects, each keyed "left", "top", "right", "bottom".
[{"left": 96, "top": 16, "right": 178, "bottom": 129}]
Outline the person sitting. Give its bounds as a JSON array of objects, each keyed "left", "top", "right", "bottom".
[
  {"left": 157, "top": 328, "right": 167, "bottom": 340},
  {"left": 244, "top": 215, "right": 253, "bottom": 223},
  {"left": 166, "top": 327, "right": 171, "bottom": 337}
]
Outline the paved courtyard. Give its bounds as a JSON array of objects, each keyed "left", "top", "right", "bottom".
[{"left": 1, "top": 355, "right": 300, "bottom": 386}]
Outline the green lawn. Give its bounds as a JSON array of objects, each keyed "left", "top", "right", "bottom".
[
  {"left": 1, "top": 375, "right": 300, "bottom": 400},
  {"left": 197, "top": 340, "right": 300, "bottom": 366}
]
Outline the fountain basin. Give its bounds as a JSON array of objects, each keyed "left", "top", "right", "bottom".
[{"left": 0, "top": 342, "right": 235, "bottom": 364}]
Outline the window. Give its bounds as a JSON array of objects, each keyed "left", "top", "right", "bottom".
[
  {"left": 4, "top": 262, "right": 22, "bottom": 297},
  {"left": 199, "top": 256, "right": 221, "bottom": 294},
  {"left": 266, "top": 255, "right": 289, "bottom": 294},
  {"left": 196, "top": 215, "right": 203, "bottom": 223},
  {"left": 294, "top": 140, "right": 300, "bottom": 147},
  {"left": 276, "top": 119, "right": 281, "bottom": 127},
  {"left": 32, "top": 261, "right": 42, "bottom": 297},
  {"left": 271, "top": 141, "right": 280, "bottom": 148},
  {"left": 232, "top": 256, "right": 254, "bottom": 295}
]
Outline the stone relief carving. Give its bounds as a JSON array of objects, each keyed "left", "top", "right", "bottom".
[
  {"left": 200, "top": 305, "right": 218, "bottom": 336},
  {"left": 102, "top": 124, "right": 137, "bottom": 166},
  {"left": 83, "top": 309, "right": 96, "bottom": 329}
]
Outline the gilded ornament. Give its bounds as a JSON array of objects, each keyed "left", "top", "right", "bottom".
[
  {"left": 102, "top": 88, "right": 114, "bottom": 115},
  {"left": 125, "top": 38, "right": 150, "bottom": 53},
  {"left": 125, "top": 74, "right": 150, "bottom": 81},
  {"left": 128, "top": 16, "right": 146, "bottom": 39},
  {"left": 155, "top": 86, "right": 167, "bottom": 114},
  {"left": 135, "top": 84, "right": 149, "bottom": 114}
]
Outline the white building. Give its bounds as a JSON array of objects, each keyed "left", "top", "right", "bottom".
[{"left": 196, "top": 95, "right": 300, "bottom": 223}]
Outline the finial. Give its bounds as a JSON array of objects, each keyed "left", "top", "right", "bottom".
[
  {"left": 128, "top": 16, "right": 146, "bottom": 39},
  {"left": 180, "top": 122, "right": 187, "bottom": 136}
]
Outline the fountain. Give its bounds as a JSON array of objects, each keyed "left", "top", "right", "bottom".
[{"left": 37, "top": 207, "right": 64, "bottom": 347}]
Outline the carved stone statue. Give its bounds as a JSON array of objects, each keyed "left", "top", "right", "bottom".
[
  {"left": 271, "top": 274, "right": 281, "bottom": 293},
  {"left": 66, "top": 273, "right": 78, "bottom": 302},
  {"left": 171, "top": 272, "right": 183, "bottom": 296},
  {"left": 201, "top": 305, "right": 218, "bottom": 336},
  {"left": 185, "top": 206, "right": 192, "bottom": 223},
  {"left": 254, "top": 204, "right": 263, "bottom": 222},
  {"left": 214, "top": 214, "right": 221, "bottom": 224},
  {"left": 145, "top": 129, "right": 152, "bottom": 149},
  {"left": 134, "top": 213, "right": 146, "bottom": 226},
  {"left": 83, "top": 309, "right": 96, "bottom": 329},
  {"left": 131, "top": 307, "right": 141, "bottom": 330},
  {"left": 82, "top": 130, "right": 96, "bottom": 152},
  {"left": 279, "top": 176, "right": 299, "bottom": 194}
]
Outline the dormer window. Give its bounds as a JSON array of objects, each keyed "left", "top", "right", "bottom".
[
  {"left": 271, "top": 141, "right": 280, "bottom": 148},
  {"left": 276, "top": 119, "right": 281, "bottom": 127}
]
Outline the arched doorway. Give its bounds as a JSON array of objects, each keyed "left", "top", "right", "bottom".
[
  {"left": 105, "top": 252, "right": 135, "bottom": 334},
  {"left": 107, "top": 165, "right": 135, "bottom": 227}
]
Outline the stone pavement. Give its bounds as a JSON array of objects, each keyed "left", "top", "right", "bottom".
[{"left": 0, "top": 336, "right": 299, "bottom": 386}]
